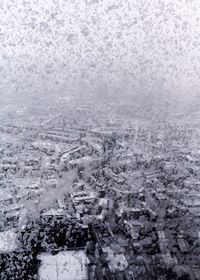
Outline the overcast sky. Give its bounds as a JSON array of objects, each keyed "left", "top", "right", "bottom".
[{"left": 0, "top": 0, "right": 200, "bottom": 101}]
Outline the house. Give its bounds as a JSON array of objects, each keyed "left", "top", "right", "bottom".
[
  {"left": 0, "top": 189, "right": 13, "bottom": 207},
  {"left": 38, "top": 250, "right": 89, "bottom": 280}
]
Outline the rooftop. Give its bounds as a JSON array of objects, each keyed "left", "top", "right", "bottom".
[
  {"left": 38, "top": 250, "right": 88, "bottom": 280},
  {"left": 0, "top": 229, "right": 18, "bottom": 253}
]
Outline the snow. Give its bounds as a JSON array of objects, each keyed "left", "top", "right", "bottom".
[
  {"left": 0, "top": 189, "right": 13, "bottom": 202},
  {"left": 41, "top": 208, "right": 65, "bottom": 216},
  {"left": 38, "top": 250, "right": 88, "bottom": 280},
  {"left": 69, "top": 156, "right": 96, "bottom": 167},
  {"left": 0, "top": 229, "right": 18, "bottom": 253},
  {"left": 102, "top": 246, "right": 128, "bottom": 272}
]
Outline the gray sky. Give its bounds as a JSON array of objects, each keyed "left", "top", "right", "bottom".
[{"left": 0, "top": 0, "right": 200, "bottom": 100}]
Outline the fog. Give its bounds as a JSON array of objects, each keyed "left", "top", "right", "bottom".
[{"left": 0, "top": 0, "right": 200, "bottom": 116}]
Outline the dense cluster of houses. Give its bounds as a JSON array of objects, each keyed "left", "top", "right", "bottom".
[{"left": 0, "top": 115, "right": 200, "bottom": 279}]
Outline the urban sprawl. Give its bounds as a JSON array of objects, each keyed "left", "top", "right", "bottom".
[{"left": 0, "top": 102, "right": 200, "bottom": 280}]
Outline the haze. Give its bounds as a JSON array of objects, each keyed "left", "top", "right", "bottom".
[{"left": 0, "top": 0, "right": 200, "bottom": 112}]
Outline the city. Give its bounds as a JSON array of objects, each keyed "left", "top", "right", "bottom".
[
  {"left": 0, "top": 101, "right": 200, "bottom": 280},
  {"left": 1, "top": 0, "right": 200, "bottom": 279}
]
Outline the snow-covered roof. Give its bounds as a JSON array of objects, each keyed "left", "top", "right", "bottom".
[
  {"left": 99, "top": 198, "right": 108, "bottom": 208},
  {"left": 69, "top": 156, "right": 96, "bottom": 166},
  {"left": 0, "top": 189, "right": 12, "bottom": 201},
  {"left": 73, "top": 191, "right": 96, "bottom": 202},
  {"left": 18, "top": 209, "right": 27, "bottom": 230},
  {"left": 102, "top": 246, "right": 128, "bottom": 272},
  {"left": 27, "top": 179, "right": 41, "bottom": 189},
  {"left": 41, "top": 208, "right": 66, "bottom": 216},
  {"left": 38, "top": 250, "right": 88, "bottom": 280},
  {"left": 0, "top": 229, "right": 18, "bottom": 253}
]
